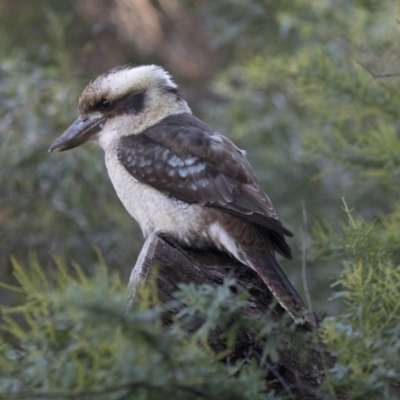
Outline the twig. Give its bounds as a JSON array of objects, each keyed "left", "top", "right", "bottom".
[
  {"left": 266, "top": 362, "right": 296, "bottom": 400},
  {"left": 299, "top": 202, "right": 340, "bottom": 399},
  {"left": 300, "top": 200, "right": 313, "bottom": 314},
  {"left": 354, "top": 59, "right": 400, "bottom": 79}
]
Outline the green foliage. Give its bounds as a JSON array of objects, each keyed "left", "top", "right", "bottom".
[
  {"left": 0, "top": 260, "right": 292, "bottom": 400},
  {"left": 194, "top": 0, "right": 400, "bottom": 315},
  {"left": 189, "top": 1, "right": 400, "bottom": 396},
  {"left": 0, "top": 14, "right": 142, "bottom": 278},
  {"left": 2, "top": 0, "right": 400, "bottom": 397},
  {"left": 319, "top": 202, "right": 400, "bottom": 399},
  {"left": 2, "top": 0, "right": 399, "bottom": 313}
]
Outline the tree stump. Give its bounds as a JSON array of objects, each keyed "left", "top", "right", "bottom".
[{"left": 128, "top": 233, "right": 341, "bottom": 400}]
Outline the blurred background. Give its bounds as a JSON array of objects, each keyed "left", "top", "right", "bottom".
[{"left": 1, "top": 0, "right": 400, "bottom": 316}]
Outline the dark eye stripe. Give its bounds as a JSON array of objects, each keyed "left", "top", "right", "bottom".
[
  {"left": 89, "top": 91, "right": 146, "bottom": 116},
  {"left": 108, "top": 92, "right": 146, "bottom": 116}
]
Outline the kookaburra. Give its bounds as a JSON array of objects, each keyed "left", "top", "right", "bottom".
[{"left": 49, "top": 64, "right": 314, "bottom": 326}]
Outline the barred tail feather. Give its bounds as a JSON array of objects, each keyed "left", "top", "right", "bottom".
[{"left": 244, "top": 246, "right": 316, "bottom": 327}]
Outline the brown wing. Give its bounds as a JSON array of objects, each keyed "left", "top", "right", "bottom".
[{"left": 116, "top": 113, "right": 293, "bottom": 257}]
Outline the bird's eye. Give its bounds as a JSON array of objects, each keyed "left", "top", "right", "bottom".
[{"left": 100, "top": 99, "right": 111, "bottom": 111}]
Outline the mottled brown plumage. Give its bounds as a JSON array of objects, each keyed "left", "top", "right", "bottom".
[
  {"left": 117, "top": 113, "right": 293, "bottom": 257},
  {"left": 49, "top": 64, "right": 315, "bottom": 326},
  {"left": 116, "top": 113, "right": 311, "bottom": 321}
]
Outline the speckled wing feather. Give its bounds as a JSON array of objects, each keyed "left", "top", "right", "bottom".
[{"left": 116, "top": 113, "right": 293, "bottom": 258}]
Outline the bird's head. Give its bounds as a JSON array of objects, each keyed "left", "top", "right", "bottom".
[{"left": 49, "top": 64, "right": 191, "bottom": 152}]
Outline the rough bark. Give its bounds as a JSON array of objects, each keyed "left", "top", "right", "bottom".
[{"left": 128, "top": 232, "right": 343, "bottom": 400}]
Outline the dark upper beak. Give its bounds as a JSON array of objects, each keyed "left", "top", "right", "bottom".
[{"left": 48, "top": 115, "right": 105, "bottom": 152}]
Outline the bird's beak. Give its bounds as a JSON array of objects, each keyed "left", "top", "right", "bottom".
[{"left": 48, "top": 116, "right": 105, "bottom": 152}]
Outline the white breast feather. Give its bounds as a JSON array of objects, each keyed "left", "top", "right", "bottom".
[{"left": 104, "top": 145, "right": 211, "bottom": 246}]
